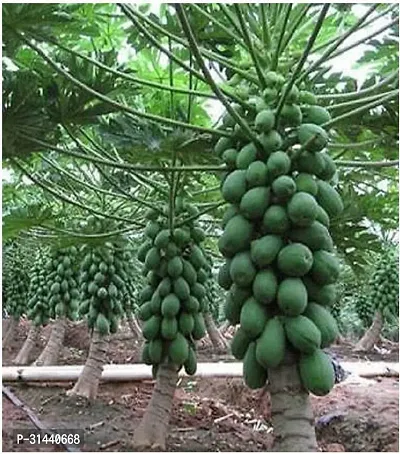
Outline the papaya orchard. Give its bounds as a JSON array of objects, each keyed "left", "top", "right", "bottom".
[{"left": 2, "top": 3, "right": 398, "bottom": 453}]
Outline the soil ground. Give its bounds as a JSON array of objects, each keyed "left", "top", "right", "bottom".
[{"left": 2, "top": 320, "right": 399, "bottom": 452}]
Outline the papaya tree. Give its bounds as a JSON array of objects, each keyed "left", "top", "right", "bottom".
[
  {"left": 115, "top": 4, "right": 398, "bottom": 450},
  {"left": 2, "top": 3, "right": 399, "bottom": 452},
  {"left": 2, "top": 240, "right": 30, "bottom": 347}
]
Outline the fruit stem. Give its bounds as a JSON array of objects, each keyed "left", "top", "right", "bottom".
[{"left": 175, "top": 200, "right": 226, "bottom": 228}]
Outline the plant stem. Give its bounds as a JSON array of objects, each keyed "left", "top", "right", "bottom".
[
  {"left": 272, "top": 4, "right": 292, "bottom": 70},
  {"left": 41, "top": 155, "right": 129, "bottom": 202},
  {"left": 317, "top": 72, "right": 398, "bottom": 101},
  {"left": 120, "top": 4, "right": 258, "bottom": 88},
  {"left": 280, "top": 4, "right": 311, "bottom": 54},
  {"left": 176, "top": 201, "right": 226, "bottom": 228},
  {"left": 260, "top": 4, "right": 272, "bottom": 50},
  {"left": 11, "top": 159, "right": 143, "bottom": 226},
  {"left": 329, "top": 139, "right": 383, "bottom": 149},
  {"left": 174, "top": 4, "right": 259, "bottom": 145},
  {"left": 275, "top": 4, "right": 330, "bottom": 122},
  {"left": 322, "top": 90, "right": 399, "bottom": 128},
  {"left": 336, "top": 159, "right": 399, "bottom": 168},
  {"left": 219, "top": 3, "right": 244, "bottom": 38},
  {"left": 19, "top": 134, "right": 228, "bottom": 173},
  {"left": 233, "top": 4, "right": 267, "bottom": 88},
  {"left": 298, "top": 4, "right": 379, "bottom": 83},
  {"left": 27, "top": 32, "right": 217, "bottom": 100},
  {"left": 40, "top": 224, "right": 140, "bottom": 240},
  {"left": 326, "top": 89, "right": 399, "bottom": 111},
  {"left": 189, "top": 4, "right": 248, "bottom": 51},
  {"left": 311, "top": 4, "right": 397, "bottom": 54},
  {"left": 328, "top": 17, "right": 399, "bottom": 62}
]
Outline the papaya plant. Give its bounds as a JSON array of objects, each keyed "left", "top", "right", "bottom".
[{"left": 2, "top": 3, "right": 399, "bottom": 452}]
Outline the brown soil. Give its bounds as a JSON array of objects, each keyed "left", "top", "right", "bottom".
[
  {"left": 2, "top": 376, "right": 398, "bottom": 452},
  {"left": 2, "top": 320, "right": 399, "bottom": 452}
]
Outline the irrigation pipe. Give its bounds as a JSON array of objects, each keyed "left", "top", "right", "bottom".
[{"left": 3, "top": 362, "right": 398, "bottom": 382}]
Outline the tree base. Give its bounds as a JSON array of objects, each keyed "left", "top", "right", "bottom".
[
  {"left": 132, "top": 363, "right": 178, "bottom": 451},
  {"left": 268, "top": 351, "right": 318, "bottom": 452},
  {"left": 14, "top": 325, "right": 40, "bottom": 365},
  {"left": 204, "top": 312, "right": 228, "bottom": 354},
  {"left": 354, "top": 311, "right": 383, "bottom": 352},
  {"left": 3, "top": 317, "right": 19, "bottom": 348},
  {"left": 33, "top": 318, "right": 66, "bottom": 366},
  {"left": 66, "top": 329, "right": 108, "bottom": 400}
]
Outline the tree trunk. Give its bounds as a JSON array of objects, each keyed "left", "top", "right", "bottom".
[
  {"left": 14, "top": 324, "right": 40, "bottom": 365},
  {"left": 204, "top": 312, "right": 228, "bottom": 353},
  {"left": 354, "top": 310, "right": 383, "bottom": 352},
  {"left": 268, "top": 352, "right": 318, "bottom": 452},
  {"left": 33, "top": 317, "right": 66, "bottom": 366},
  {"left": 334, "top": 333, "right": 346, "bottom": 345},
  {"left": 126, "top": 313, "right": 142, "bottom": 339},
  {"left": 219, "top": 320, "right": 230, "bottom": 335},
  {"left": 133, "top": 363, "right": 178, "bottom": 451},
  {"left": 66, "top": 329, "right": 109, "bottom": 400},
  {"left": 3, "top": 317, "right": 19, "bottom": 348}
]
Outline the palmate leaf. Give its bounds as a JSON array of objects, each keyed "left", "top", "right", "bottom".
[
  {"left": 2, "top": 69, "right": 61, "bottom": 159},
  {"left": 330, "top": 186, "right": 382, "bottom": 274},
  {"left": 2, "top": 203, "right": 55, "bottom": 242},
  {"left": 96, "top": 115, "right": 214, "bottom": 166},
  {"left": 44, "top": 50, "right": 134, "bottom": 125},
  {"left": 2, "top": 3, "right": 79, "bottom": 57}
]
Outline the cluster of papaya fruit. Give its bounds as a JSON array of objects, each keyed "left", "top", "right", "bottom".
[
  {"left": 78, "top": 216, "right": 133, "bottom": 336},
  {"left": 353, "top": 292, "right": 375, "bottom": 327},
  {"left": 3, "top": 242, "right": 30, "bottom": 320},
  {"left": 137, "top": 202, "right": 210, "bottom": 377},
  {"left": 368, "top": 248, "right": 399, "bottom": 319},
  {"left": 78, "top": 242, "right": 132, "bottom": 336},
  {"left": 216, "top": 72, "right": 343, "bottom": 396},
  {"left": 26, "top": 248, "right": 53, "bottom": 326},
  {"left": 46, "top": 246, "right": 80, "bottom": 321}
]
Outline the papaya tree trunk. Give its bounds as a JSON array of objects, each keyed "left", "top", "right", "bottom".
[
  {"left": 126, "top": 313, "right": 142, "bottom": 340},
  {"left": 354, "top": 310, "right": 383, "bottom": 352},
  {"left": 268, "top": 352, "right": 318, "bottom": 452},
  {"left": 66, "top": 329, "right": 109, "bottom": 400},
  {"left": 133, "top": 363, "right": 178, "bottom": 451},
  {"left": 14, "top": 324, "right": 40, "bottom": 365},
  {"left": 219, "top": 320, "right": 230, "bottom": 335},
  {"left": 33, "top": 317, "right": 66, "bottom": 366},
  {"left": 3, "top": 317, "right": 19, "bottom": 348},
  {"left": 204, "top": 312, "right": 228, "bottom": 353}
]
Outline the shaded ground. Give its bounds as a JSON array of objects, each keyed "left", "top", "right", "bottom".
[
  {"left": 3, "top": 319, "right": 399, "bottom": 367},
  {"left": 2, "top": 376, "right": 398, "bottom": 452}
]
